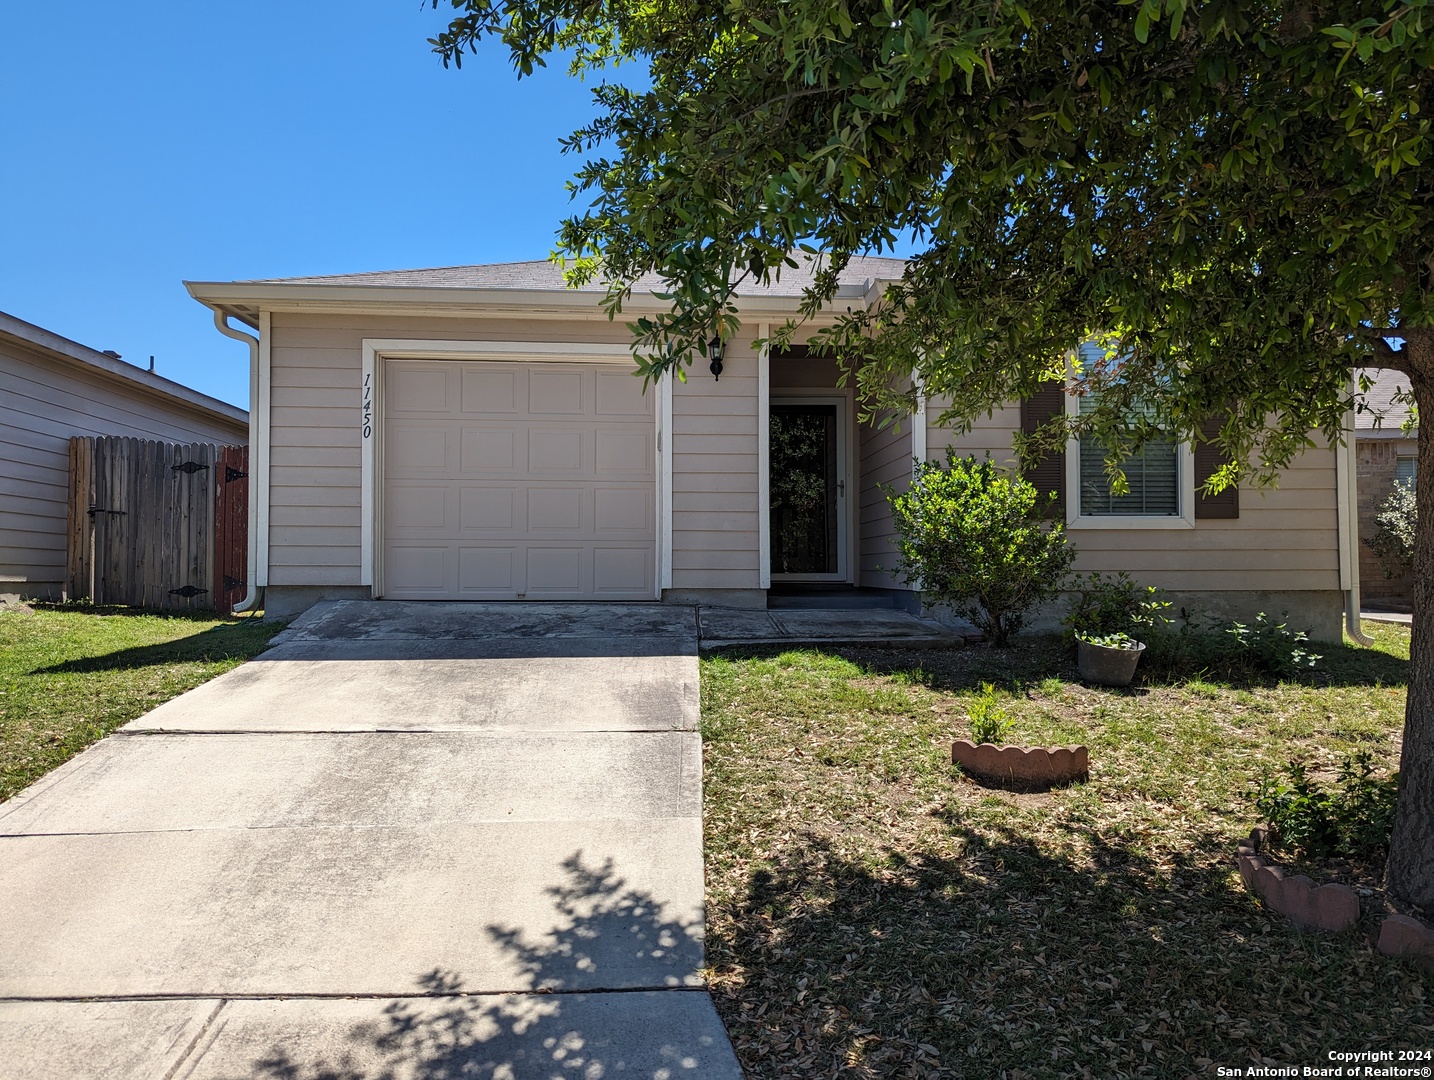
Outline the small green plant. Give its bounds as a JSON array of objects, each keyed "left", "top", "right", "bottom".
[
  {"left": 967, "top": 682, "right": 1014, "bottom": 745},
  {"left": 1062, "top": 572, "right": 1172, "bottom": 641},
  {"left": 887, "top": 452, "right": 1076, "bottom": 645},
  {"left": 1226, "top": 612, "right": 1321, "bottom": 674},
  {"left": 1253, "top": 751, "right": 1399, "bottom": 858},
  {"left": 1368, "top": 479, "right": 1416, "bottom": 577},
  {"left": 1076, "top": 631, "right": 1141, "bottom": 650}
]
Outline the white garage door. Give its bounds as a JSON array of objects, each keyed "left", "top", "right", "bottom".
[{"left": 381, "top": 360, "right": 656, "bottom": 600}]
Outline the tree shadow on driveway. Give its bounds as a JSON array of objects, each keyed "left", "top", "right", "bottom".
[{"left": 212, "top": 853, "right": 738, "bottom": 1080}]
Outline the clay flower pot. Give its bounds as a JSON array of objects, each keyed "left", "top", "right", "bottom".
[{"left": 1076, "top": 637, "right": 1146, "bottom": 687}]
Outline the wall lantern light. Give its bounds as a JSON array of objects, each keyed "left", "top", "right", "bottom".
[{"left": 708, "top": 334, "right": 725, "bottom": 381}]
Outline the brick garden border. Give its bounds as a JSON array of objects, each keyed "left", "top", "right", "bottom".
[
  {"left": 951, "top": 740, "right": 1089, "bottom": 789},
  {"left": 1236, "top": 827, "right": 1434, "bottom": 963}
]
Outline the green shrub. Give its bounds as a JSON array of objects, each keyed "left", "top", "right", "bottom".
[
  {"left": 887, "top": 453, "right": 1076, "bottom": 645},
  {"left": 1226, "top": 613, "right": 1321, "bottom": 674},
  {"left": 1062, "top": 572, "right": 1172, "bottom": 641},
  {"left": 967, "top": 682, "right": 1013, "bottom": 744},
  {"left": 1254, "top": 751, "right": 1399, "bottom": 858},
  {"left": 1368, "top": 479, "right": 1417, "bottom": 577}
]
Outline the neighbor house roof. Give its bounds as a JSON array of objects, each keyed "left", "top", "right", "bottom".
[
  {"left": 0, "top": 309, "right": 248, "bottom": 429},
  {"left": 187, "top": 254, "right": 909, "bottom": 327},
  {"left": 1355, "top": 367, "right": 1418, "bottom": 436}
]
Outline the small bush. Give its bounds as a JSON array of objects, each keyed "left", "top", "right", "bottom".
[
  {"left": 1062, "top": 572, "right": 1172, "bottom": 641},
  {"left": 1368, "top": 479, "right": 1417, "bottom": 577},
  {"left": 967, "top": 682, "right": 1014, "bottom": 745},
  {"left": 1226, "top": 612, "right": 1321, "bottom": 675},
  {"left": 1254, "top": 751, "right": 1399, "bottom": 858},
  {"left": 887, "top": 453, "right": 1076, "bottom": 645}
]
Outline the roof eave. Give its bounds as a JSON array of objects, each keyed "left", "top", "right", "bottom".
[
  {"left": 0, "top": 311, "right": 248, "bottom": 429},
  {"left": 184, "top": 280, "right": 867, "bottom": 323}
]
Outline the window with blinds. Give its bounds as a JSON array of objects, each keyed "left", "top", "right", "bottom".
[
  {"left": 1077, "top": 393, "right": 1180, "bottom": 517},
  {"left": 1397, "top": 456, "right": 1417, "bottom": 489}
]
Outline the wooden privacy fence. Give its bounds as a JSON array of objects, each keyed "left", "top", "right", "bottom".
[{"left": 67, "top": 436, "right": 249, "bottom": 612}]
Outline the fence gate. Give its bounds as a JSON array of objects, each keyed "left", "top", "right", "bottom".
[{"left": 66, "top": 436, "right": 249, "bottom": 613}]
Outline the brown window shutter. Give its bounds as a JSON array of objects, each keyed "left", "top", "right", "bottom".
[
  {"left": 1020, "top": 386, "right": 1066, "bottom": 519},
  {"left": 1194, "top": 416, "right": 1239, "bottom": 519}
]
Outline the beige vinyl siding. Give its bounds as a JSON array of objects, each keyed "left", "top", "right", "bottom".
[
  {"left": 858, "top": 413, "right": 914, "bottom": 589},
  {"left": 0, "top": 340, "right": 246, "bottom": 598},
  {"left": 926, "top": 400, "right": 1340, "bottom": 593},
  {"left": 670, "top": 336, "right": 759, "bottom": 589}
]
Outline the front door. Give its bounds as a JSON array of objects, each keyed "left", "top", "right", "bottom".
[{"left": 769, "top": 398, "right": 849, "bottom": 581}]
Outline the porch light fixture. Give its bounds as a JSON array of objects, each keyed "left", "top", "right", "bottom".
[{"left": 708, "top": 333, "right": 725, "bottom": 381}]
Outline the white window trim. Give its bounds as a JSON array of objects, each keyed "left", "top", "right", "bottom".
[
  {"left": 1063, "top": 386, "right": 1196, "bottom": 531},
  {"left": 359, "top": 338, "right": 664, "bottom": 599}
]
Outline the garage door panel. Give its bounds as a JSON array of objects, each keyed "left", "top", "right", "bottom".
[
  {"left": 594, "top": 488, "right": 653, "bottom": 535},
  {"left": 596, "top": 429, "right": 653, "bottom": 476},
  {"left": 596, "top": 370, "right": 650, "bottom": 416},
  {"left": 527, "top": 429, "right": 586, "bottom": 474},
  {"left": 387, "top": 485, "right": 452, "bottom": 532},
  {"left": 529, "top": 369, "right": 588, "bottom": 414},
  {"left": 387, "top": 366, "right": 453, "bottom": 414},
  {"left": 459, "top": 487, "right": 515, "bottom": 532},
  {"left": 386, "top": 545, "right": 450, "bottom": 595},
  {"left": 461, "top": 368, "right": 518, "bottom": 413},
  {"left": 460, "top": 427, "right": 519, "bottom": 473},
  {"left": 383, "top": 359, "right": 656, "bottom": 601},
  {"left": 527, "top": 488, "right": 586, "bottom": 532},
  {"left": 458, "top": 547, "right": 520, "bottom": 595},
  {"left": 525, "top": 548, "right": 585, "bottom": 595},
  {"left": 387, "top": 424, "right": 453, "bottom": 472},
  {"left": 594, "top": 547, "right": 653, "bottom": 593}
]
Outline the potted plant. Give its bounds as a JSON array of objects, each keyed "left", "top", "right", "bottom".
[
  {"left": 1062, "top": 573, "right": 1170, "bottom": 688},
  {"left": 1075, "top": 631, "right": 1146, "bottom": 687}
]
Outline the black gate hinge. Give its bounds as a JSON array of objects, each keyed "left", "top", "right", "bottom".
[
  {"left": 172, "top": 461, "right": 210, "bottom": 475},
  {"left": 168, "top": 585, "right": 210, "bottom": 599},
  {"left": 224, "top": 465, "right": 248, "bottom": 482}
]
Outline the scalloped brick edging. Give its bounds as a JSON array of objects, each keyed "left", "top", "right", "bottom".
[
  {"left": 950, "top": 740, "right": 1089, "bottom": 787},
  {"left": 1235, "top": 829, "right": 1361, "bottom": 933},
  {"left": 1378, "top": 914, "right": 1434, "bottom": 967}
]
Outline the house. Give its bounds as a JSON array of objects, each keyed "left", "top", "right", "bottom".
[
  {"left": 0, "top": 311, "right": 249, "bottom": 603},
  {"left": 186, "top": 258, "right": 1363, "bottom": 639},
  {"left": 1356, "top": 367, "right": 1419, "bottom": 604}
]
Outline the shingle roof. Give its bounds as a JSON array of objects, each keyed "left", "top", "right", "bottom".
[
  {"left": 1356, "top": 367, "right": 1418, "bottom": 433},
  {"left": 252, "top": 254, "right": 910, "bottom": 297}
]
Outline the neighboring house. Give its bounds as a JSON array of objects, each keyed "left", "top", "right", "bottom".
[
  {"left": 1355, "top": 367, "right": 1418, "bottom": 603},
  {"left": 187, "top": 257, "right": 1363, "bottom": 639},
  {"left": 0, "top": 310, "right": 249, "bottom": 601}
]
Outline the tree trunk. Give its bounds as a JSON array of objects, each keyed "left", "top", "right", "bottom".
[{"left": 1385, "top": 331, "right": 1434, "bottom": 912}]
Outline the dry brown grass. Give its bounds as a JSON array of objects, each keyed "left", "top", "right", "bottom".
[{"left": 700, "top": 623, "right": 1431, "bottom": 1078}]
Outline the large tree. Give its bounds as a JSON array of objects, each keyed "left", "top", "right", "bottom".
[{"left": 429, "top": 0, "right": 1434, "bottom": 906}]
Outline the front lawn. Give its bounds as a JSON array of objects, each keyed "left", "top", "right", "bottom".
[
  {"left": 701, "top": 622, "right": 1431, "bottom": 1078},
  {"left": 0, "top": 604, "right": 283, "bottom": 802}
]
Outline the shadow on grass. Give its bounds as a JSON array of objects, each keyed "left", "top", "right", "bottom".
[
  {"left": 233, "top": 854, "right": 738, "bottom": 1080},
  {"left": 31, "top": 620, "right": 282, "bottom": 675},
  {"left": 714, "top": 630, "right": 1409, "bottom": 696},
  {"left": 706, "top": 817, "right": 1426, "bottom": 1078}
]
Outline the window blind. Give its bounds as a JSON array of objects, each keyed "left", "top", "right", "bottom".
[
  {"left": 1397, "top": 456, "right": 1417, "bottom": 489},
  {"left": 1077, "top": 393, "right": 1180, "bottom": 516}
]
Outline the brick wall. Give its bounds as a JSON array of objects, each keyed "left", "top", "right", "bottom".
[{"left": 1357, "top": 438, "right": 1417, "bottom": 599}]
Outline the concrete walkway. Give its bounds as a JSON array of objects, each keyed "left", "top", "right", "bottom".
[{"left": 0, "top": 602, "right": 742, "bottom": 1079}]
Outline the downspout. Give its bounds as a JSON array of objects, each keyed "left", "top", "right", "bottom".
[
  {"left": 212, "top": 310, "right": 263, "bottom": 614},
  {"left": 1337, "top": 394, "right": 1376, "bottom": 646}
]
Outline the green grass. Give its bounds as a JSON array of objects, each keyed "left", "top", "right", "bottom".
[
  {"left": 0, "top": 604, "right": 284, "bottom": 801},
  {"left": 700, "top": 622, "right": 1431, "bottom": 1078}
]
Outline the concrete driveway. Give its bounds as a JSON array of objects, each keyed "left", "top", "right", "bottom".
[{"left": 0, "top": 602, "right": 742, "bottom": 1078}]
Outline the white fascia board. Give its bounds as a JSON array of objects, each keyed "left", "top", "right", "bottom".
[{"left": 183, "top": 281, "right": 873, "bottom": 322}]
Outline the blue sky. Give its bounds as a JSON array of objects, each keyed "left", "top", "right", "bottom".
[{"left": 0, "top": 3, "right": 605, "bottom": 408}]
